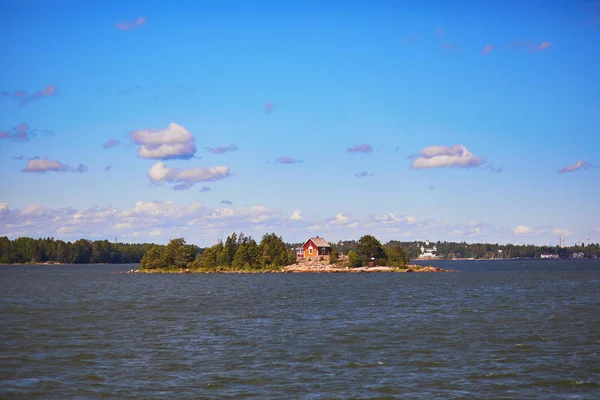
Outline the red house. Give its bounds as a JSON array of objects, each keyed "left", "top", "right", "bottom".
[{"left": 297, "top": 236, "right": 332, "bottom": 259}]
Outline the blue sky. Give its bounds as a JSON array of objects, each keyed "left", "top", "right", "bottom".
[{"left": 1, "top": 0, "right": 599, "bottom": 246}]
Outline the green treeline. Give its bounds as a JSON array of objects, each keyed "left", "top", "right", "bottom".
[
  {"left": 0, "top": 236, "right": 160, "bottom": 264},
  {"left": 140, "top": 232, "right": 296, "bottom": 271},
  {"left": 334, "top": 240, "right": 600, "bottom": 259}
]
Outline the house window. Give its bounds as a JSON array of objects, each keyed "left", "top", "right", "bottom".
[{"left": 308, "top": 246, "right": 313, "bottom": 255}]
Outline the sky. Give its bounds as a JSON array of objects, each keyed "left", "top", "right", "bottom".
[{"left": 1, "top": 0, "right": 599, "bottom": 247}]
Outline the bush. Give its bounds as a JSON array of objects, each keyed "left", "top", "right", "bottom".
[
  {"left": 329, "top": 249, "right": 339, "bottom": 264},
  {"left": 348, "top": 250, "right": 362, "bottom": 268}
]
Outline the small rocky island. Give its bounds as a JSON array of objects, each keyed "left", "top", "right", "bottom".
[{"left": 125, "top": 233, "right": 453, "bottom": 274}]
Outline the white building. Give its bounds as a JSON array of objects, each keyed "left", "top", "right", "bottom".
[{"left": 418, "top": 240, "right": 438, "bottom": 259}]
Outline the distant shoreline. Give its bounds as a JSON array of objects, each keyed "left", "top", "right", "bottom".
[{"left": 1, "top": 262, "right": 137, "bottom": 266}]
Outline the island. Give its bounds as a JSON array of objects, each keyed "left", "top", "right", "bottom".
[{"left": 129, "top": 233, "right": 453, "bottom": 274}]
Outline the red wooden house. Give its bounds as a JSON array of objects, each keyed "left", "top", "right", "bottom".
[{"left": 296, "top": 236, "right": 332, "bottom": 259}]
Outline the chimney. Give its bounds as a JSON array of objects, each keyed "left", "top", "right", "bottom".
[{"left": 316, "top": 235, "right": 319, "bottom": 238}]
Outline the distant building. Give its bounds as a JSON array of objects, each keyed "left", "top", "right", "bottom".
[
  {"left": 418, "top": 240, "right": 439, "bottom": 260},
  {"left": 297, "top": 236, "right": 332, "bottom": 259},
  {"left": 570, "top": 252, "right": 585, "bottom": 259},
  {"left": 540, "top": 254, "right": 559, "bottom": 259}
]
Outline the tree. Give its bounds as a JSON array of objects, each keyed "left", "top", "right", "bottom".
[
  {"left": 141, "top": 245, "right": 163, "bottom": 269},
  {"left": 385, "top": 245, "right": 409, "bottom": 268},
  {"left": 258, "top": 233, "right": 291, "bottom": 267},
  {"left": 356, "top": 235, "right": 387, "bottom": 265},
  {"left": 159, "top": 238, "right": 196, "bottom": 269},
  {"left": 347, "top": 250, "right": 362, "bottom": 268},
  {"left": 232, "top": 236, "right": 260, "bottom": 269}
]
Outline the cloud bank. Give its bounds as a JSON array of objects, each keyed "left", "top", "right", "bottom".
[
  {"left": 131, "top": 122, "right": 197, "bottom": 160},
  {"left": 411, "top": 145, "right": 484, "bottom": 169},
  {"left": 0, "top": 201, "right": 579, "bottom": 246}
]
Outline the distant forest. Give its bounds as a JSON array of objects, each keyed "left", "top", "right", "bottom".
[
  {"left": 328, "top": 240, "right": 600, "bottom": 260},
  {"left": 1, "top": 236, "right": 598, "bottom": 264},
  {"left": 0, "top": 237, "right": 168, "bottom": 264}
]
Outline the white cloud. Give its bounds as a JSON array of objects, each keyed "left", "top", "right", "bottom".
[
  {"left": 328, "top": 213, "right": 356, "bottom": 226},
  {"left": 411, "top": 145, "right": 484, "bottom": 169},
  {"left": 149, "top": 229, "right": 163, "bottom": 237},
  {"left": 131, "top": 122, "right": 197, "bottom": 160},
  {"left": 23, "top": 157, "right": 87, "bottom": 174},
  {"left": 557, "top": 160, "right": 593, "bottom": 174},
  {"left": 148, "top": 162, "right": 230, "bottom": 189},
  {"left": 514, "top": 225, "right": 533, "bottom": 235},
  {"left": 290, "top": 210, "right": 304, "bottom": 221},
  {"left": 552, "top": 228, "right": 572, "bottom": 237},
  {"left": 24, "top": 158, "right": 67, "bottom": 173}
]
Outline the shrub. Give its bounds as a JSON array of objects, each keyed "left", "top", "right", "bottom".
[
  {"left": 348, "top": 250, "right": 362, "bottom": 268},
  {"left": 329, "top": 249, "right": 339, "bottom": 264}
]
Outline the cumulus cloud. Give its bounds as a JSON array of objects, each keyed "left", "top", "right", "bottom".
[
  {"left": 147, "top": 161, "right": 230, "bottom": 190},
  {"left": 206, "top": 144, "right": 238, "bottom": 154},
  {"left": 130, "top": 122, "right": 196, "bottom": 160},
  {"left": 328, "top": 213, "right": 358, "bottom": 227},
  {"left": 514, "top": 225, "right": 534, "bottom": 235},
  {"left": 557, "top": 160, "right": 593, "bottom": 174},
  {"left": 482, "top": 45, "right": 494, "bottom": 54},
  {"left": 290, "top": 210, "right": 304, "bottom": 221},
  {"left": 1, "top": 85, "right": 57, "bottom": 107},
  {"left": 23, "top": 157, "right": 88, "bottom": 173},
  {"left": 103, "top": 138, "right": 121, "bottom": 149},
  {"left": 116, "top": 17, "right": 147, "bottom": 31},
  {"left": 347, "top": 144, "right": 373, "bottom": 154},
  {"left": 275, "top": 157, "right": 302, "bottom": 164},
  {"left": 355, "top": 171, "right": 374, "bottom": 178},
  {"left": 411, "top": 145, "right": 484, "bottom": 169}
]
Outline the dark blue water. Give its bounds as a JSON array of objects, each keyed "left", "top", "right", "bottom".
[{"left": 1, "top": 260, "right": 599, "bottom": 399}]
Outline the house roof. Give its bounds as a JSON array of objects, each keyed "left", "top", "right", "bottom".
[{"left": 304, "top": 237, "right": 331, "bottom": 248}]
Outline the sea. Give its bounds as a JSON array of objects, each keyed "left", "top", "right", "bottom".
[{"left": 1, "top": 259, "right": 599, "bottom": 399}]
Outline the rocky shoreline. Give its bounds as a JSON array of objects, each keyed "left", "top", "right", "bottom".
[{"left": 121, "top": 262, "right": 453, "bottom": 274}]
